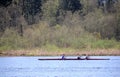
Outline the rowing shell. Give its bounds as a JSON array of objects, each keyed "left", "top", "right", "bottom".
[{"left": 38, "top": 58, "right": 110, "bottom": 60}]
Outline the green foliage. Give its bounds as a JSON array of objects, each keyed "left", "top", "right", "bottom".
[
  {"left": 81, "top": 0, "right": 97, "bottom": 14},
  {"left": 91, "top": 39, "right": 120, "bottom": 49},
  {"left": 1, "top": 21, "right": 120, "bottom": 51},
  {"left": 115, "top": 2, "right": 120, "bottom": 40},
  {"left": 42, "top": 0, "right": 59, "bottom": 25},
  {"left": 42, "top": 44, "right": 60, "bottom": 52},
  {"left": 0, "top": 28, "right": 30, "bottom": 50},
  {"left": 82, "top": 9, "right": 116, "bottom": 39},
  {"left": 0, "top": 0, "right": 12, "bottom": 7},
  {"left": 59, "top": 0, "right": 82, "bottom": 13}
]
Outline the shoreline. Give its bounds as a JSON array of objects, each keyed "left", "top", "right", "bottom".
[{"left": 0, "top": 49, "right": 120, "bottom": 56}]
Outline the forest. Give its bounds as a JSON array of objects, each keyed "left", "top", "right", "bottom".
[{"left": 0, "top": 0, "right": 120, "bottom": 55}]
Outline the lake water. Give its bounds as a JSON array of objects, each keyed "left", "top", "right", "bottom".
[{"left": 0, "top": 56, "right": 120, "bottom": 77}]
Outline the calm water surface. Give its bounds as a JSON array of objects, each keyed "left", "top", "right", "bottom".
[{"left": 0, "top": 56, "right": 120, "bottom": 77}]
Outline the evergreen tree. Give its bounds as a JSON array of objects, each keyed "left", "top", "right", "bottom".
[
  {"left": 59, "top": 0, "right": 82, "bottom": 13},
  {"left": 0, "top": 0, "right": 12, "bottom": 7},
  {"left": 22, "top": 0, "right": 42, "bottom": 24},
  {"left": 42, "top": 0, "right": 59, "bottom": 26}
]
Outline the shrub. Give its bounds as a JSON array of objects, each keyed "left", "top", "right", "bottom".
[
  {"left": 91, "top": 39, "right": 119, "bottom": 49},
  {"left": 0, "top": 28, "right": 30, "bottom": 50}
]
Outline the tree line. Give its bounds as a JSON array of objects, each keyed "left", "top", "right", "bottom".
[{"left": 0, "top": 0, "right": 120, "bottom": 40}]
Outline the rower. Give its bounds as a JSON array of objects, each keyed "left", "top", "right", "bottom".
[
  {"left": 86, "top": 56, "right": 90, "bottom": 60},
  {"left": 62, "top": 54, "right": 65, "bottom": 60},
  {"left": 77, "top": 56, "right": 81, "bottom": 59}
]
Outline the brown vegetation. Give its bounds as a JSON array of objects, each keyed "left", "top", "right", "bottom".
[{"left": 0, "top": 49, "right": 120, "bottom": 56}]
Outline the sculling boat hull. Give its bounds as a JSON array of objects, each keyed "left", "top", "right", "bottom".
[
  {"left": 86, "top": 58, "right": 110, "bottom": 60},
  {"left": 38, "top": 58, "right": 109, "bottom": 60}
]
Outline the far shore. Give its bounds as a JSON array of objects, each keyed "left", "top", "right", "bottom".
[{"left": 0, "top": 49, "right": 120, "bottom": 56}]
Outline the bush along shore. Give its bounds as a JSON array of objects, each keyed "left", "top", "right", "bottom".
[{"left": 0, "top": 22, "right": 120, "bottom": 56}]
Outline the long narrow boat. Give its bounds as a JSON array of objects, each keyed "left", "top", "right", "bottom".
[
  {"left": 86, "top": 58, "right": 110, "bottom": 60},
  {"left": 38, "top": 58, "right": 109, "bottom": 60}
]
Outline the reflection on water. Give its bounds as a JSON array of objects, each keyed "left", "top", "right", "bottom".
[{"left": 0, "top": 56, "right": 120, "bottom": 77}]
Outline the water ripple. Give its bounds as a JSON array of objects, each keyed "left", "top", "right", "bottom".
[{"left": 1, "top": 67, "right": 120, "bottom": 72}]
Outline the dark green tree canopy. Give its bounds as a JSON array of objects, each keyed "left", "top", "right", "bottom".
[
  {"left": 0, "top": 0, "right": 12, "bottom": 7},
  {"left": 23, "top": 0, "right": 42, "bottom": 15},
  {"left": 59, "top": 0, "right": 82, "bottom": 13}
]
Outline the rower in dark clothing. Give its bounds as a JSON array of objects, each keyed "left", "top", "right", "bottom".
[
  {"left": 77, "top": 56, "right": 81, "bottom": 59},
  {"left": 62, "top": 54, "right": 65, "bottom": 59},
  {"left": 86, "top": 56, "right": 90, "bottom": 60}
]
